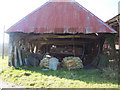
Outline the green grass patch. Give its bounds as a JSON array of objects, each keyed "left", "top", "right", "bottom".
[
  {"left": 0, "top": 56, "right": 118, "bottom": 88},
  {"left": 0, "top": 56, "right": 8, "bottom": 69},
  {"left": 0, "top": 66, "right": 118, "bottom": 88}
]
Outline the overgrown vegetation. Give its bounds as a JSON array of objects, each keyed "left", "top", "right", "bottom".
[
  {"left": 105, "top": 34, "right": 116, "bottom": 50},
  {"left": 0, "top": 57, "right": 118, "bottom": 88},
  {"left": 104, "top": 34, "right": 117, "bottom": 59},
  {"left": 102, "top": 60, "right": 119, "bottom": 81}
]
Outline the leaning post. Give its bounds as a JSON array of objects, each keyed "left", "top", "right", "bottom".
[{"left": 8, "top": 34, "right": 13, "bottom": 66}]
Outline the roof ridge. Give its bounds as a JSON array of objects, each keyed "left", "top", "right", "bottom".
[{"left": 49, "top": 0, "right": 75, "bottom": 2}]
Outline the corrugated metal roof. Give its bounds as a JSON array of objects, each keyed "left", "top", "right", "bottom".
[{"left": 6, "top": 0, "right": 117, "bottom": 34}]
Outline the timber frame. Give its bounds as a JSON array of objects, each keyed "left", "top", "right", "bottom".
[
  {"left": 106, "top": 14, "right": 119, "bottom": 47},
  {"left": 8, "top": 33, "right": 104, "bottom": 67}
]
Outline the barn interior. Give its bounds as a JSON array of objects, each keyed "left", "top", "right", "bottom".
[{"left": 8, "top": 32, "right": 105, "bottom": 68}]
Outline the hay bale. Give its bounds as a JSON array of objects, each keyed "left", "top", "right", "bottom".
[
  {"left": 40, "top": 57, "right": 50, "bottom": 68},
  {"left": 40, "top": 53, "right": 51, "bottom": 68},
  {"left": 40, "top": 57, "right": 59, "bottom": 70},
  {"left": 62, "top": 56, "right": 83, "bottom": 70}
]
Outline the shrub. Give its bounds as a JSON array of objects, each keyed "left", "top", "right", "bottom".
[{"left": 101, "top": 62, "right": 118, "bottom": 81}]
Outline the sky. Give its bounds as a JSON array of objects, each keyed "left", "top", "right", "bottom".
[{"left": 0, "top": 0, "right": 119, "bottom": 43}]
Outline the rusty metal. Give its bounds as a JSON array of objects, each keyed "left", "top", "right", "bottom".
[{"left": 6, "top": 0, "right": 117, "bottom": 34}]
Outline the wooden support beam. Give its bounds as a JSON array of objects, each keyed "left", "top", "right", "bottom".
[
  {"left": 18, "top": 48, "right": 23, "bottom": 66},
  {"left": 25, "top": 34, "right": 98, "bottom": 42},
  {"left": 31, "top": 40, "right": 90, "bottom": 46},
  {"left": 8, "top": 35, "right": 13, "bottom": 66},
  {"left": 14, "top": 45, "right": 17, "bottom": 67}
]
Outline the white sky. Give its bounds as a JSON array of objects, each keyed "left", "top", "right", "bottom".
[{"left": 0, "top": 0, "right": 119, "bottom": 43}]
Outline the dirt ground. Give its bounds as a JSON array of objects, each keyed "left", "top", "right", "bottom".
[{"left": 0, "top": 78, "right": 25, "bottom": 88}]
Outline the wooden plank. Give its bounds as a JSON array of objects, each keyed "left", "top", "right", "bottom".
[
  {"left": 14, "top": 45, "right": 17, "bottom": 67},
  {"left": 8, "top": 35, "right": 13, "bottom": 66},
  {"left": 31, "top": 40, "right": 90, "bottom": 46},
  {"left": 25, "top": 34, "right": 98, "bottom": 42},
  {"left": 18, "top": 48, "right": 23, "bottom": 66}
]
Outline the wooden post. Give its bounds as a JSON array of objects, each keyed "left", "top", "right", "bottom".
[
  {"left": 18, "top": 48, "right": 23, "bottom": 66},
  {"left": 36, "top": 43, "right": 39, "bottom": 53},
  {"left": 118, "top": 2, "right": 120, "bottom": 50},
  {"left": 8, "top": 34, "right": 13, "bottom": 66},
  {"left": 118, "top": 14, "right": 120, "bottom": 49},
  {"left": 14, "top": 45, "right": 17, "bottom": 67},
  {"left": 31, "top": 43, "right": 34, "bottom": 53}
]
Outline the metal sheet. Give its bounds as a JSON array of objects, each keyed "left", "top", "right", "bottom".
[{"left": 6, "top": 1, "right": 117, "bottom": 34}]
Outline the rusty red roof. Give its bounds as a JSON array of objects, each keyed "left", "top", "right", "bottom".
[{"left": 6, "top": 0, "right": 117, "bottom": 34}]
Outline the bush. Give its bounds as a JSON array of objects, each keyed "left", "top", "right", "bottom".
[
  {"left": 93, "top": 54, "right": 109, "bottom": 68},
  {"left": 101, "top": 60, "right": 119, "bottom": 82},
  {"left": 97, "top": 54, "right": 109, "bottom": 68},
  {"left": 101, "top": 66, "right": 118, "bottom": 80}
]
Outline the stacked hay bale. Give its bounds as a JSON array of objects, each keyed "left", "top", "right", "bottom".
[
  {"left": 40, "top": 54, "right": 51, "bottom": 68},
  {"left": 62, "top": 56, "right": 83, "bottom": 70},
  {"left": 40, "top": 53, "right": 59, "bottom": 70},
  {"left": 40, "top": 57, "right": 50, "bottom": 68}
]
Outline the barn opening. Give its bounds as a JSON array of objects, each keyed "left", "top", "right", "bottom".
[{"left": 8, "top": 32, "right": 106, "bottom": 68}]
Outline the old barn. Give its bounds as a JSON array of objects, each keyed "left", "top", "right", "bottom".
[{"left": 6, "top": 0, "right": 117, "bottom": 68}]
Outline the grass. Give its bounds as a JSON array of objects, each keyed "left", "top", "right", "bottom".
[
  {"left": 0, "top": 56, "right": 8, "bottom": 69},
  {"left": 0, "top": 56, "right": 119, "bottom": 88}
]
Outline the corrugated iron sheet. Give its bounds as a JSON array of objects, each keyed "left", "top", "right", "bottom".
[{"left": 6, "top": 1, "right": 117, "bottom": 34}]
